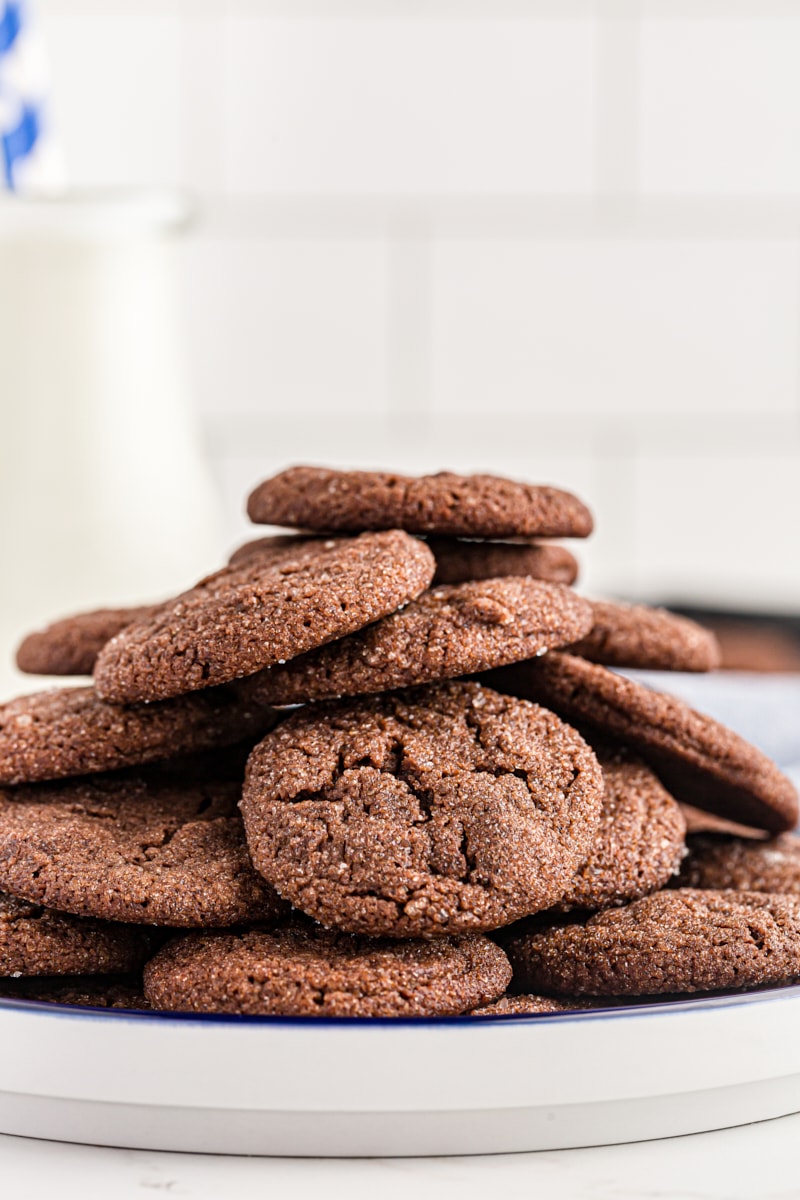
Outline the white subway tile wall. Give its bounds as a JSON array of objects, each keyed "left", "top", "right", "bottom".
[
  {"left": 36, "top": 0, "right": 800, "bottom": 610},
  {"left": 431, "top": 239, "right": 800, "bottom": 417},
  {"left": 46, "top": 15, "right": 183, "bottom": 187},
  {"left": 639, "top": 18, "right": 800, "bottom": 195},
  {"left": 223, "top": 18, "right": 596, "bottom": 194}
]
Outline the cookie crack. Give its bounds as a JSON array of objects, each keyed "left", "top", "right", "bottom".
[{"left": 131, "top": 823, "right": 183, "bottom": 864}]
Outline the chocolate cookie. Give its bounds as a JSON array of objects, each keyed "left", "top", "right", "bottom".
[
  {"left": 240, "top": 579, "right": 593, "bottom": 707},
  {"left": 0, "top": 685, "right": 277, "bottom": 786},
  {"left": 228, "top": 534, "right": 333, "bottom": 570},
  {"left": 246, "top": 466, "right": 594, "bottom": 539},
  {"left": 569, "top": 600, "right": 720, "bottom": 672},
  {"left": 17, "top": 540, "right": 340, "bottom": 679},
  {"left": 676, "top": 833, "right": 800, "bottom": 894},
  {"left": 552, "top": 750, "right": 686, "bottom": 913},
  {"left": 143, "top": 923, "right": 511, "bottom": 1017},
  {"left": 230, "top": 533, "right": 581, "bottom": 588},
  {"left": 0, "top": 774, "right": 285, "bottom": 926},
  {"left": 679, "top": 804, "right": 767, "bottom": 840},
  {"left": 502, "top": 889, "right": 800, "bottom": 996},
  {"left": 470, "top": 993, "right": 590, "bottom": 1016},
  {"left": 241, "top": 681, "right": 604, "bottom": 937},
  {"left": 0, "top": 892, "right": 151, "bottom": 977},
  {"left": 484, "top": 654, "right": 798, "bottom": 833},
  {"left": 94, "top": 531, "right": 435, "bottom": 704},
  {"left": 0, "top": 975, "right": 148, "bottom": 1009},
  {"left": 427, "top": 538, "right": 579, "bottom": 588},
  {"left": 16, "top": 606, "right": 159, "bottom": 677}
]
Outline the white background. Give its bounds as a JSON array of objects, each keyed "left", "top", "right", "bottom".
[{"left": 29, "top": 0, "right": 800, "bottom": 610}]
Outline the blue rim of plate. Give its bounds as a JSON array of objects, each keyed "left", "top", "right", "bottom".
[{"left": 2, "top": 981, "right": 800, "bottom": 1026}]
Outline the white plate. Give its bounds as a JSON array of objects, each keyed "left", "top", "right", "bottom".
[{"left": 1, "top": 986, "right": 800, "bottom": 1157}]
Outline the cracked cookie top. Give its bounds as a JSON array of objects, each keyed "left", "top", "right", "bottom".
[
  {"left": 0, "top": 774, "right": 287, "bottom": 927},
  {"left": 93, "top": 530, "right": 435, "bottom": 703},
  {"left": 246, "top": 466, "right": 594, "bottom": 539},
  {"left": 240, "top": 681, "right": 604, "bottom": 937},
  {"left": 501, "top": 889, "right": 800, "bottom": 996},
  {"left": 143, "top": 921, "right": 512, "bottom": 1017}
]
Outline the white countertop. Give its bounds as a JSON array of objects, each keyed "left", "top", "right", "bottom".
[{"left": 4, "top": 1114, "right": 800, "bottom": 1200}]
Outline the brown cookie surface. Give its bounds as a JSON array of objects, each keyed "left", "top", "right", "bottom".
[
  {"left": 569, "top": 600, "right": 720, "bottom": 672},
  {"left": 241, "top": 579, "right": 593, "bottom": 707},
  {"left": 552, "top": 750, "right": 686, "bottom": 913},
  {"left": 502, "top": 889, "right": 800, "bottom": 996},
  {"left": 241, "top": 681, "right": 604, "bottom": 937},
  {"left": 18, "top": 539, "right": 339, "bottom": 680},
  {"left": 0, "top": 685, "right": 277, "bottom": 786},
  {"left": 246, "top": 466, "right": 594, "bottom": 539},
  {"left": 0, "top": 774, "right": 285, "bottom": 926},
  {"left": 679, "top": 804, "right": 768, "bottom": 840},
  {"left": 0, "top": 975, "right": 148, "bottom": 1009},
  {"left": 427, "top": 538, "right": 579, "bottom": 587},
  {"left": 470, "top": 993, "right": 591, "bottom": 1016},
  {"left": 228, "top": 534, "right": 332, "bottom": 569},
  {"left": 16, "top": 606, "right": 159, "bottom": 677},
  {"left": 0, "top": 891, "right": 151, "bottom": 977},
  {"left": 484, "top": 653, "right": 798, "bottom": 834},
  {"left": 676, "top": 833, "right": 800, "bottom": 894},
  {"left": 230, "top": 533, "right": 581, "bottom": 588},
  {"left": 144, "top": 923, "right": 511, "bottom": 1017},
  {"left": 94, "top": 531, "right": 435, "bottom": 704}
]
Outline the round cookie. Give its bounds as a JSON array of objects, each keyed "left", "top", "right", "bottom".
[
  {"left": 240, "top": 578, "right": 593, "bottom": 707},
  {"left": 144, "top": 923, "right": 511, "bottom": 1017},
  {"left": 0, "top": 976, "right": 148, "bottom": 1009},
  {"left": 569, "top": 600, "right": 720, "bottom": 672},
  {"left": 502, "top": 889, "right": 800, "bottom": 996},
  {"left": 470, "top": 993, "right": 591, "bottom": 1016},
  {"left": 241, "top": 681, "right": 604, "bottom": 938},
  {"left": 17, "top": 539, "right": 341, "bottom": 679},
  {"left": 0, "top": 774, "right": 286, "bottom": 926},
  {"left": 484, "top": 653, "right": 798, "bottom": 833},
  {"left": 230, "top": 533, "right": 581, "bottom": 589},
  {"left": 0, "top": 892, "right": 151, "bottom": 977},
  {"left": 427, "top": 538, "right": 579, "bottom": 588},
  {"left": 228, "top": 534, "right": 334, "bottom": 570},
  {"left": 675, "top": 833, "right": 800, "bottom": 894},
  {"left": 246, "top": 466, "right": 594, "bottom": 539},
  {"left": 679, "top": 804, "right": 767, "bottom": 840},
  {"left": 552, "top": 749, "right": 687, "bottom": 913},
  {"left": 16, "top": 605, "right": 159, "bottom": 677},
  {"left": 94, "top": 531, "right": 435, "bottom": 704},
  {"left": 0, "top": 684, "right": 277, "bottom": 786}
]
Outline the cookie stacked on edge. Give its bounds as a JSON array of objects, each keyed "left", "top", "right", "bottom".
[{"left": 1, "top": 465, "right": 798, "bottom": 1018}]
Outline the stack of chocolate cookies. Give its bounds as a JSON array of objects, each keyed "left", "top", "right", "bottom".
[{"left": 2, "top": 466, "right": 798, "bottom": 1018}]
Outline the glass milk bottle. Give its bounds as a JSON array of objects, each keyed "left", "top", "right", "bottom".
[{"left": 0, "top": 192, "right": 222, "bottom": 698}]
